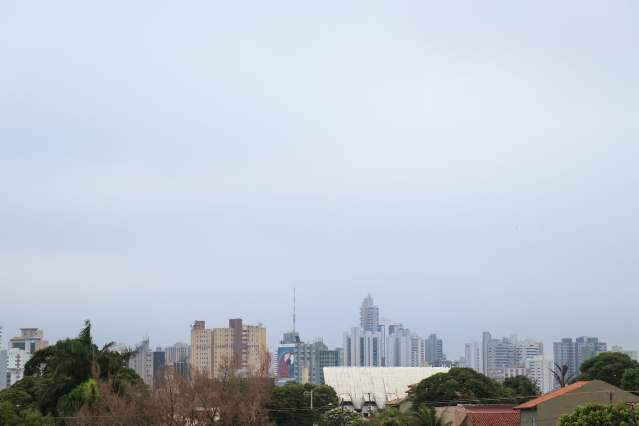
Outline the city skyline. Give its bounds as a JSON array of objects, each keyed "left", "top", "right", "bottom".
[
  {"left": 2, "top": 1, "right": 638, "bottom": 363},
  {"left": 1, "top": 291, "right": 636, "bottom": 362}
]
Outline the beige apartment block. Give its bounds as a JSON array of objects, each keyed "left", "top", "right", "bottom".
[{"left": 190, "top": 319, "right": 267, "bottom": 379}]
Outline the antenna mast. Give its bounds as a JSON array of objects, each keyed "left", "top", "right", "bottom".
[{"left": 293, "top": 287, "right": 296, "bottom": 333}]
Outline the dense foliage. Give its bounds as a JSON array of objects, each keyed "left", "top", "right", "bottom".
[
  {"left": 410, "top": 368, "right": 507, "bottom": 407},
  {"left": 578, "top": 352, "right": 639, "bottom": 389},
  {"left": 502, "top": 375, "right": 539, "bottom": 400},
  {"left": 268, "top": 383, "right": 338, "bottom": 425},
  {"left": 558, "top": 403, "right": 639, "bottom": 425},
  {"left": 320, "top": 407, "right": 367, "bottom": 425},
  {"left": 0, "top": 321, "right": 142, "bottom": 422}
]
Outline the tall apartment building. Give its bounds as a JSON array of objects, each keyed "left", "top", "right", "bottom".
[
  {"left": 553, "top": 336, "right": 607, "bottom": 388},
  {"left": 425, "top": 334, "right": 445, "bottom": 365},
  {"left": 464, "top": 342, "right": 482, "bottom": 373},
  {"left": 164, "top": 342, "right": 190, "bottom": 366},
  {"left": 360, "top": 294, "right": 380, "bottom": 332},
  {"left": 481, "top": 332, "right": 544, "bottom": 382},
  {"left": 525, "top": 355, "right": 554, "bottom": 393},
  {"left": 190, "top": 319, "right": 267, "bottom": 378},
  {"left": 1, "top": 328, "right": 49, "bottom": 389},
  {"left": 153, "top": 349, "right": 166, "bottom": 389},
  {"left": 129, "top": 338, "right": 154, "bottom": 386},
  {"left": 344, "top": 327, "right": 383, "bottom": 367},
  {"left": 515, "top": 339, "right": 544, "bottom": 364}
]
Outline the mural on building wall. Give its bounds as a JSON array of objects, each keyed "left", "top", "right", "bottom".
[{"left": 277, "top": 345, "right": 295, "bottom": 379}]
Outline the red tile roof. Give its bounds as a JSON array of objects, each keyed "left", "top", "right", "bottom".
[
  {"left": 467, "top": 412, "right": 520, "bottom": 426},
  {"left": 457, "top": 405, "right": 520, "bottom": 426},
  {"left": 515, "top": 381, "right": 590, "bottom": 409}
]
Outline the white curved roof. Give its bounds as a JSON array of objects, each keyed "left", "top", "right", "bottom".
[{"left": 323, "top": 367, "right": 449, "bottom": 410}]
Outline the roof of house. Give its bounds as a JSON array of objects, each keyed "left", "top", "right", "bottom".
[
  {"left": 466, "top": 411, "right": 520, "bottom": 426},
  {"left": 515, "top": 381, "right": 590, "bottom": 410}
]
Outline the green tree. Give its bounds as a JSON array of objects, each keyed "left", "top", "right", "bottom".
[
  {"left": 410, "top": 368, "right": 506, "bottom": 408},
  {"left": 0, "top": 401, "right": 53, "bottom": 426},
  {"left": 502, "top": 375, "right": 539, "bottom": 401},
  {"left": 621, "top": 368, "right": 639, "bottom": 393},
  {"left": 410, "top": 404, "right": 450, "bottom": 426},
  {"left": 1, "top": 320, "right": 142, "bottom": 417},
  {"left": 370, "top": 407, "right": 414, "bottom": 425},
  {"left": 268, "top": 383, "right": 338, "bottom": 425},
  {"left": 320, "top": 407, "right": 367, "bottom": 425},
  {"left": 558, "top": 403, "right": 639, "bottom": 425},
  {"left": 578, "top": 352, "right": 639, "bottom": 387}
]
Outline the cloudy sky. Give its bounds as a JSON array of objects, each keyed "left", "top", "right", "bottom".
[{"left": 1, "top": 1, "right": 638, "bottom": 358}]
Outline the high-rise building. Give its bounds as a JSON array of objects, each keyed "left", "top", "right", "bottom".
[
  {"left": 481, "top": 333, "right": 544, "bottom": 382},
  {"left": 0, "top": 350, "right": 6, "bottom": 390},
  {"left": 1, "top": 328, "right": 48, "bottom": 389},
  {"left": 425, "top": 334, "right": 445, "bottom": 365},
  {"left": 575, "top": 337, "right": 607, "bottom": 369},
  {"left": 129, "top": 338, "right": 154, "bottom": 386},
  {"left": 526, "top": 355, "right": 554, "bottom": 393},
  {"left": 464, "top": 342, "right": 482, "bottom": 373},
  {"left": 190, "top": 321, "right": 210, "bottom": 375},
  {"left": 190, "top": 319, "right": 267, "bottom": 379},
  {"left": 360, "top": 294, "right": 380, "bottom": 333},
  {"left": 9, "top": 328, "right": 48, "bottom": 354},
  {"left": 164, "top": 342, "right": 190, "bottom": 366},
  {"left": 153, "top": 349, "right": 166, "bottom": 389},
  {"left": 553, "top": 336, "right": 607, "bottom": 388},
  {"left": 515, "top": 339, "right": 544, "bottom": 365},
  {"left": 344, "top": 327, "right": 383, "bottom": 367}
]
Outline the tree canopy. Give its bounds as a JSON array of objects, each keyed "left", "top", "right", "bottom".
[
  {"left": 320, "top": 407, "right": 367, "bottom": 426},
  {"left": 268, "top": 382, "right": 338, "bottom": 425},
  {"left": 558, "top": 403, "right": 639, "bottom": 425},
  {"left": 0, "top": 320, "right": 142, "bottom": 419},
  {"left": 410, "top": 368, "right": 507, "bottom": 408},
  {"left": 502, "top": 375, "right": 540, "bottom": 400},
  {"left": 577, "top": 352, "right": 639, "bottom": 388}
]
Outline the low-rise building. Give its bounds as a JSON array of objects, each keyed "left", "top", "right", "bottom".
[{"left": 515, "top": 380, "right": 639, "bottom": 426}]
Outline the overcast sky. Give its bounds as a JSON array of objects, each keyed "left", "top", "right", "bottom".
[{"left": 1, "top": 1, "right": 638, "bottom": 359}]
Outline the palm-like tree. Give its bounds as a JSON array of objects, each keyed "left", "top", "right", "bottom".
[
  {"left": 550, "top": 363, "right": 573, "bottom": 388},
  {"left": 411, "top": 405, "right": 451, "bottom": 426},
  {"left": 370, "top": 407, "right": 415, "bottom": 425},
  {"left": 22, "top": 320, "right": 141, "bottom": 415}
]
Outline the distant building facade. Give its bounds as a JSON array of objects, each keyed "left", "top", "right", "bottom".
[
  {"left": 481, "top": 332, "right": 544, "bottom": 383},
  {"left": 424, "top": 334, "right": 445, "bottom": 365},
  {"left": 553, "top": 336, "right": 607, "bottom": 388},
  {"left": 190, "top": 319, "right": 267, "bottom": 378},
  {"left": 164, "top": 342, "right": 190, "bottom": 366},
  {"left": 129, "top": 338, "right": 154, "bottom": 386},
  {"left": 360, "top": 294, "right": 380, "bottom": 332},
  {"left": 1, "top": 328, "right": 48, "bottom": 389},
  {"left": 153, "top": 349, "right": 166, "bottom": 389},
  {"left": 464, "top": 341, "right": 482, "bottom": 373}
]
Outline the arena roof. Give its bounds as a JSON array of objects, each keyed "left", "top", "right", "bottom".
[{"left": 323, "top": 367, "right": 449, "bottom": 410}]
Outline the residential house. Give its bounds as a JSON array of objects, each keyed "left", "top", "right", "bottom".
[{"left": 516, "top": 380, "right": 639, "bottom": 426}]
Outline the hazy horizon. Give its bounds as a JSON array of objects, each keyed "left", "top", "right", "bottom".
[{"left": 2, "top": 1, "right": 638, "bottom": 360}]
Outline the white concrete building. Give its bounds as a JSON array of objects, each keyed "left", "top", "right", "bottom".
[
  {"left": 515, "top": 339, "right": 544, "bottom": 364},
  {"left": 344, "top": 327, "right": 383, "bottom": 367},
  {"left": 464, "top": 341, "right": 482, "bottom": 372},
  {"left": 526, "top": 355, "right": 554, "bottom": 393},
  {"left": 1, "top": 328, "right": 48, "bottom": 389},
  {"left": 129, "top": 338, "right": 154, "bottom": 386},
  {"left": 323, "top": 367, "right": 449, "bottom": 411}
]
